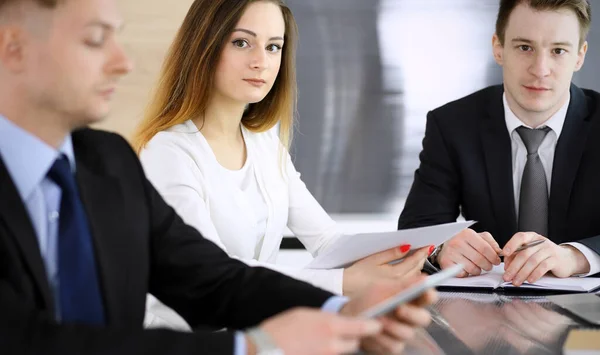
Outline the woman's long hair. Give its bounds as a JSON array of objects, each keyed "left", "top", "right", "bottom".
[{"left": 132, "top": 0, "right": 298, "bottom": 155}]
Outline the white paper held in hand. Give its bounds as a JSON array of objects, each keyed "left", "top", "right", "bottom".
[{"left": 306, "top": 221, "right": 475, "bottom": 269}]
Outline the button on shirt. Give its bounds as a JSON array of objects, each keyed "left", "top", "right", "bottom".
[
  {"left": 503, "top": 93, "right": 600, "bottom": 276},
  {"left": 0, "top": 115, "right": 75, "bottom": 318}
]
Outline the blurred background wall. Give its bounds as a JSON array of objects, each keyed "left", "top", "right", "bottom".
[
  {"left": 103, "top": 0, "right": 600, "bottom": 221},
  {"left": 94, "top": 0, "right": 194, "bottom": 137}
]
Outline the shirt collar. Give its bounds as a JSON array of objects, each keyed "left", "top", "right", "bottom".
[
  {"left": 503, "top": 92, "right": 569, "bottom": 138},
  {"left": 0, "top": 115, "right": 75, "bottom": 201}
]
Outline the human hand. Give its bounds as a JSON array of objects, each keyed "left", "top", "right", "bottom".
[
  {"left": 343, "top": 244, "right": 432, "bottom": 297},
  {"left": 437, "top": 228, "right": 502, "bottom": 277},
  {"left": 502, "top": 233, "right": 590, "bottom": 286},
  {"left": 340, "top": 275, "right": 438, "bottom": 354},
  {"left": 501, "top": 300, "right": 570, "bottom": 340},
  {"left": 253, "top": 308, "right": 382, "bottom": 355},
  {"left": 437, "top": 299, "right": 502, "bottom": 351}
]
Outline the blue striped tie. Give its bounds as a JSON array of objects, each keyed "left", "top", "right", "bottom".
[{"left": 47, "top": 155, "right": 106, "bottom": 325}]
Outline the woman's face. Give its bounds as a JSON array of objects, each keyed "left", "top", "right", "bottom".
[{"left": 213, "top": 1, "right": 286, "bottom": 105}]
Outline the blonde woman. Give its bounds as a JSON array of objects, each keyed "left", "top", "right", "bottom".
[{"left": 134, "top": 0, "right": 432, "bottom": 329}]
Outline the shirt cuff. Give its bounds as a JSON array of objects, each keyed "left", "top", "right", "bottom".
[
  {"left": 235, "top": 297, "right": 348, "bottom": 355},
  {"left": 561, "top": 242, "right": 600, "bottom": 276},
  {"left": 321, "top": 295, "right": 349, "bottom": 313},
  {"left": 234, "top": 331, "right": 247, "bottom": 355}
]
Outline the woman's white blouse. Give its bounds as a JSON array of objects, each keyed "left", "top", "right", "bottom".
[
  {"left": 140, "top": 120, "right": 344, "bottom": 329},
  {"left": 223, "top": 155, "right": 269, "bottom": 256}
]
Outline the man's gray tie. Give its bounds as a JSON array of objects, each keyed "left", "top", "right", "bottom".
[{"left": 516, "top": 126, "right": 551, "bottom": 236}]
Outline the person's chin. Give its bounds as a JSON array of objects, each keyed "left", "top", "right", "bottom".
[
  {"left": 80, "top": 107, "right": 111, "bottom": 126},
  {"left": 519, "top": 98, "right": 554, "bottom": 113},
  {"left": 244, "top": 93, "right": 269, "bottom": 104}
]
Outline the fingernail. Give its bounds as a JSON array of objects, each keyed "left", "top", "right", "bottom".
[
  {"left": 428, "top": 245, "right": 435, "bottom": 255},
  {"left": 399, "top": 244, "right": 411, "bottom": 253}
]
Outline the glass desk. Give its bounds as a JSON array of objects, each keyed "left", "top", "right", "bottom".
[{"left": 401, "top": 291, "right": 596, "bottom": 355}]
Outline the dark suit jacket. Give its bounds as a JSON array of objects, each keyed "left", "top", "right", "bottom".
[
  {"left": 0, "top": 129, "right": 332, "bottom": 354},
  {"left": 398, "top": 84, "right": 600, "bottom": 254}
]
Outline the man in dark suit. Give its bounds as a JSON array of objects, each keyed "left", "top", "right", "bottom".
[
  {"left": 0, "top": 0, "right": 436, "bottom": 354},
  {"left": 399, "top": 0, "right": 600, "bottom": 286}
]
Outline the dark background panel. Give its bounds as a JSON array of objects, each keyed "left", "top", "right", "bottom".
[{"left": 287, "top": 0, "right": 600, "bottom": 215}]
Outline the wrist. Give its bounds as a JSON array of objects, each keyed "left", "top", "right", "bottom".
[
  {"left": 428, "top": 244, "right": 444, "bottom": 267},
  {"left": 245, "top": 334, "right": 257, "bottom": 355},
  {"left": 245, "top": 326, "right": 284, "bottom": 355},
  {"left": 342, "top": 268, "right": 359, "bottom": 297},
  {"left": 339, "top": 302, "right": 352, "bottom": 317},
  {"left": 562, "top": 245, "right": 590, "bottom": 275}
]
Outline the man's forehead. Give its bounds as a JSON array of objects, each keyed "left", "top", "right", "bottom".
[
  {"left": 505, "top": 7, "right": 581, "bottom": 41},
  {"left": 507, "top": 5, "right": 581, "bottom": 28},
  {"left": 0, "top": 0, "right": 122, "bottom": 31},
  {"left": 53, "top": 0, "right": 123, "bottom": 30}
]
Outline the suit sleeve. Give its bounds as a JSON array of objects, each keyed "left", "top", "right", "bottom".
[
  {"left": 398, "top": 110, "right": 461, "bottom": 230},
  {"left": 0, "top": 219, "right": 238, "bottom": 355},
  {"left": 575, "top": 236, "right": 600, "bottom": 256},
  {"left": 0, "top": 132, "right": 333, "bottom": 355}
]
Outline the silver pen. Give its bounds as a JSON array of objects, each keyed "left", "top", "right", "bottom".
[{"left": 498, "top": 239, "right": 546, "bottom": 257}]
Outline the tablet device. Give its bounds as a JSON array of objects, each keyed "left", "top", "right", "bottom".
[{"left": 359, "top": 264, "right": 464, "bottom": 318}]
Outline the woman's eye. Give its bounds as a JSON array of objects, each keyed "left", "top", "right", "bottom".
[
  {"left": 267, "top": 44, "right": 282, "bottom": 53},
  {"left": 232, "top": 39, "right": 249, "bottom": 48}
]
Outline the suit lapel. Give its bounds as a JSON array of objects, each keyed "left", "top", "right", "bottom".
[
  {"left": 480, "top": 86, "right": 518, "bottom": 242},
  {"left": 549, "top": 85, "right": 591, "bottom": 239},
  {"left": 0, "top": 157, "right": 55, "bottom": 315},
  {"left": 75, "top": 157, "right": 126, "bottom": 325}
]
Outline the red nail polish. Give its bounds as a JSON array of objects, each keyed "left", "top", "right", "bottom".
[
  {"left": 399, "top": 244, "right": 411, "bottom": 253},
  {"left": 428, "top": 245, "right": 435, "bottom": 255}
]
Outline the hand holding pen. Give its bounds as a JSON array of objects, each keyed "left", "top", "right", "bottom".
[
  {"left": 501, "top": 233, "right": 591, "bottom": 286},
  {"left": 498, "top": 239, "right": 545, "bottom": 258},
  {"left": 434, "top": 229, "right": 503, "bottom": 278}
]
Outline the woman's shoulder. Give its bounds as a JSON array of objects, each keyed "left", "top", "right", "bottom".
[
  {"left": 140, "top": 120, "right": 213, "bottom": 169},
  {"left": 144, "top": 121, "right": 210, "bottom": 155},
  {"left": 145, "top": 120, "right": 197, "bottom": 146},
  {"left": 243, "top": 125, "right": 282, "bottom": 150},
  {"left": 139, "top": 121, "right": 212, "bottom": 184}
]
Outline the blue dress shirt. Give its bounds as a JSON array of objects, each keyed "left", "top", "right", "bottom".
[
  {"left": 0, "top": 115, "right": 348, "bottom": 354},
  {"left": 0, "top": 115, "right": 75, "bottom": 319}
]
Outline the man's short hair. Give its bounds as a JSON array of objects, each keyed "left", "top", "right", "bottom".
[
  {"left": 0, "top": 0, "right": 59, "bottom": 12},
  {"left": 495, "top": 0, "right": 592, "bottom": 48}
]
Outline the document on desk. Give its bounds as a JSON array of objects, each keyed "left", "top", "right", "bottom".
[
  {"left": 305, "top": 221, "right": 474, "bottom": 269},
  {"left": 439, "top": 264, "right": 600, "bottom": 292}
]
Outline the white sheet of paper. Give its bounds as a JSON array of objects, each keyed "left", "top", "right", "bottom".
[{"left": 305, "top": 221, "right": 475, "bottom": 269}]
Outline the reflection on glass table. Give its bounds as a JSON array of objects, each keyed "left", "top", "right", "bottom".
[{"left": 418, "top": 292, "right": 582, "bottom": 355}]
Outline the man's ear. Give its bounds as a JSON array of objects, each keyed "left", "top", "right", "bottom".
[
  {"left": 574, "top": 40, "right": 588, "bottom": 72},
  {"left": 0, "top": 27, "right": 27, "bottom": 73},
  {"left": 492, "top": 33, "right": 504, "bottom": 67}
]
